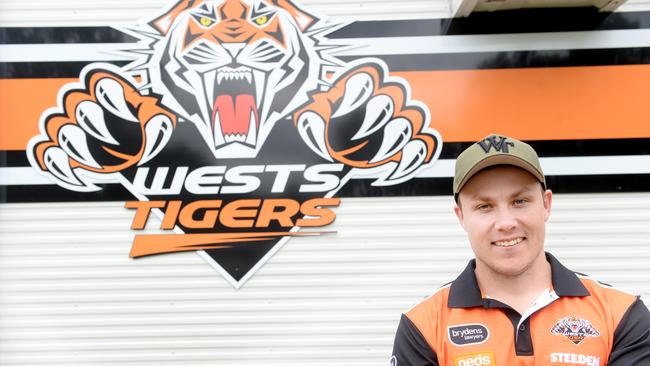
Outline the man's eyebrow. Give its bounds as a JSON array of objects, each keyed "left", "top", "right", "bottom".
[
  {"left": 509, "top": 186, "right": 534, "bottom": 198},
  {"left": 465, "top": 194, "right": 491, "bottom": 203},
  {"left": 465, "top": 186, "right": 535, "bottom": 202}
]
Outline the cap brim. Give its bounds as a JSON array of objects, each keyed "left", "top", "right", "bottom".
[{"left": 456, "top": 155, "right": 546, "bottom": 195}]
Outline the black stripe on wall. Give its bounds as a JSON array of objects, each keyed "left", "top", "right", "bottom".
[
  {"left": 439, "top": 138, "right": 650, "bottom": 159},
  {"left": 0, "top": 61, "right": 130, "bottom": 79},
  {"left": 1, "top": 151, "right": 29, "bottom": 167},
  {"left": 338, "top": 48, "right": 650, "bottom": 72},
  {"left": 329, "top": 9, "right": 650, "bottom": 38},
  {"left": 4, "top": 139, "right": 650, "bottom": 168},
  {"left": 3, "top": 9, "right": 650, "bottom": 43},
  {"left": 1, "top": 183, "right": 135, "bottom": 203},
  {"left": 0, "top": 27, "right": 138, "bottom": 44},
  {"left": 4, "top": 47, "right": 650, "bottom": 79},
  {"left": 337, "top": 174, "right": 650, "bottom": 197},
  {"left": 3, "top": 173, "right": 650, "bottom": 203}
]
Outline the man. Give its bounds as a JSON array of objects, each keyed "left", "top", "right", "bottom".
[{"left": 390, "top": 134, "right": 650, "bottom": 365}]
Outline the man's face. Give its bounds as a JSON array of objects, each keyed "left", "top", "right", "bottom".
[{"left": 454, "top": 165, "right": 552, "bottom": 279}]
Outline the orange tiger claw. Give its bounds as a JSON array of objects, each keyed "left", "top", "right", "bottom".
[
  {"left": 294, "top": 61, "right": 441, "bottom": 185},
  {"left": 29, "top": 67, "right": 177, "bottom": 191}
]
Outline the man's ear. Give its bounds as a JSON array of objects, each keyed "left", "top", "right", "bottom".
[
  {"left": 543, "top": 189, "right": 553, "bottom": 222},
  {"left": 454, "top": 204, "right": 464, "bottom": 227}
]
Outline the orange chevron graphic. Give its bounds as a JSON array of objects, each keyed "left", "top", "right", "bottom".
[{"left": 130, "top": 231, "right": 334, "bottom": 257}]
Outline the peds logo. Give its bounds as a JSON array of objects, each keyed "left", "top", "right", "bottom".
[
  {"left": 453, "top": 352, "right": 495, "bottom": 366},
  {"left": 551, "top": 316, "right": 600, "bottom": 345},
  {"left": 26, "top": 0, "right": 442, "bottom": 287}
]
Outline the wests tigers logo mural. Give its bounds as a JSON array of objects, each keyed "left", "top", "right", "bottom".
[{"left": 26, "top": 0, "right": 442, "bottom": 287}]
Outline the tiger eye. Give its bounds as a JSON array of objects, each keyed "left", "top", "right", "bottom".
[
  {"left": 200, "top": 17, "right": 213, "bottom": 27},
  {"left": 255, "top": 15, "right": 268, "bottom": 25}
]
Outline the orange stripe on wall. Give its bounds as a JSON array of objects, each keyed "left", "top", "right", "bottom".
[
  {"left": 2, "top": 65, "right": 650, "bottom": 151},
  {"left": 0, "top": 78, "right": 74, "bottom": 151},
  {"left": 395, "top": 64, "right": 650, "bottom": 142}
]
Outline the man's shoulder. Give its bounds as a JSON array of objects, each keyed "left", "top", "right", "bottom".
[
  {"left": 404, "top": 283, "right": 453, "bottom": 319},
  {"left": 575, "top": 272, "right": 637, "bottom": 300},
  {"left": 559, "top": 269, "right": 641, "bottom": 328},
  {"left": 548, "top": 252, "right": 638, "bottom": 307},
  {"left": 573, "top": 272, "right": 639, "bottom": 314}
]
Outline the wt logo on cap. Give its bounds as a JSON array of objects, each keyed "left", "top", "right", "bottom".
[{"left": 478, "top": 136, "right": 514, "bottom": 153}]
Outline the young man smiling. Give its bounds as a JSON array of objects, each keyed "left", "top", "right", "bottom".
[{"left": 390, "top": 134, "right": 650, "bottom": 366}]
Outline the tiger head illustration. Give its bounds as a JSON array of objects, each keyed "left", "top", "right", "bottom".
[
  {"left": 26, "top": 0, "right": 440, "bottom": 286},
  {"left": 550, "top": 316, "right": 600, "bottom": 345},
  {"left": 137, "top": 0, "right": 327, "bottom": 158},
  {"left": 28, "top": 0, "right": 440, "bottom": 192}
]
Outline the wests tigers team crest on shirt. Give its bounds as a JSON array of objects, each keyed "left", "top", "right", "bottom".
[
  {"left": 550, "top": 316, "right": 600, "bottom": 345},
  {"left": 26, "top": 0, "right": 442, "bottom": 287}
]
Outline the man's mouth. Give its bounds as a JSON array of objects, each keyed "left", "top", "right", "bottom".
[
  {"left": 492, "top": 237, "right": 525, "bottom": 247},
  {"left": 206, "top": 66, "right": 265, "bottom": 148}
]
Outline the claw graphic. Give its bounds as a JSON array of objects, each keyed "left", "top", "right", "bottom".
[
  {"left": 43, "top": 146, "right": 84, "bottom": 186},
  {"left": 76, "top": 100, "right": 120, "bottom": 145},
  {"left": 95, "top": 78, "right": 138, "bottom": 123},
  {"left": 369, "top": 118, "right": 411, "bottom": 164},
  {"left": 331, "top": 73, "right": 373, "bottom": 118},
  {"left": 58, "top": 124, "right": 101, "bottom": 169},
  {"left": 297, "top": 111, "right": 333, "bottom": 162},
  {"left": 139, "top": 114, "right": 173, "bottom": 165},
  {"left": 388, "top": 139, "right": 427, "bottom": 181},
  {"left": 352, "top": 94, "right": 394, "bottom": 140}
]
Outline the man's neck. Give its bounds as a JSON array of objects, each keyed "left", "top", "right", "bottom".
[{"left": 474, "top": 255, "right": 552, "bottom": 315}]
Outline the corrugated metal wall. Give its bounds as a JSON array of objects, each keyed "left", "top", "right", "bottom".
[
  {"left": 3, "top": 0, "right": 650, "bottom": 364},
  {"left": 0, "top": 0, "right": 453, "bottom": 26},
  {"left": 1, "top": 193, "right": 650, "bottom": 364},
  {"left": 618, "top": 0, "right": 650, "bottom": 11},
  {"left": 5, "top": 0, "right": 650, "bottom": 27}
]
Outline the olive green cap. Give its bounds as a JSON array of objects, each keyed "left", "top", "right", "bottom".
[{"left": 453, "top": 134, "right": 546, "bottom": 200}]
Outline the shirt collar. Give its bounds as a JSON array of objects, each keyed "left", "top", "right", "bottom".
[{"left": 448, "top": 252, "right": 590, "bottom": 308}]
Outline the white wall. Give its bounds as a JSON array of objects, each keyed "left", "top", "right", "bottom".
[
  {"left": 2, "top": 0, "right": 650, "bottom": 364},
  {"left": 0, "top": 0, "right": 452, "bottom": 26},
  {"left": 4, "top": 0, "right": 650, "bottom": 27},
  {"left": 1, "top": 193, "right": 649, "bottom": 365}
]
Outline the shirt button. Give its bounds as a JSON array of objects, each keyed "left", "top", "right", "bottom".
[{"left": 519, "top": 324, "right": 526, "bottom": 332}]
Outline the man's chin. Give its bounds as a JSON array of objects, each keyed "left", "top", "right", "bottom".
[{"left": 479, "top": 258, "right": 531, "bottom": 278}]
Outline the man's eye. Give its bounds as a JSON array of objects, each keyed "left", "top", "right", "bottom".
[
  {"left": 476, "top": 204, "right": 490, "bottom": 210},
  {"left": 513, "top": 199, "right": 527, "bottom": 206}
]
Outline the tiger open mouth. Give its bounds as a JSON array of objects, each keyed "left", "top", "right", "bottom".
[{"left": 206, "top": 66, "right": 265, "bottom": 148}]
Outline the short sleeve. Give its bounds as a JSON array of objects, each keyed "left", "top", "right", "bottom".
[
  {"left": 390, "top": 314, "right": 439, "bottom": 366},
  {"left": 607, "top": 298, "right": 650, "bottom": 365}
]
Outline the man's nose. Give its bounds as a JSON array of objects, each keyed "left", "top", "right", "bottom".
[{"left": 494, "top": 208, "right": 517, "bottom": 231}]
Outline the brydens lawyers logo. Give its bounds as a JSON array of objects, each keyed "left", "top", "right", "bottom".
[
  {"left": 26, "top": 0, "right": 442, "bottom": 288},
  {"left": 551, "top": 316, "right": 600, "bottom": 345},
  {"left": 448, "top": 324, "right": 490, "bottom": 346}
]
